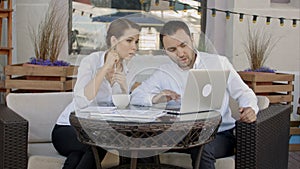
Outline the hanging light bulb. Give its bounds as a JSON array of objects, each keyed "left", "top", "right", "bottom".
[
  {"left": 252, "top": 15, "right": 258, "bottom": 23},
  {"left": 211, "top": 8, "right": 216, "bottom": 17},
  {"left": 183, "top": 4, "right": 188, "bottom": 12},
  {"left": 266, "top": 17, "right": 271, "bottom": 25},
  {"left": 197, "top": 6, "right": 201, "bottom": 15},
  {"left": 292, "top": 19, "right": 297, "bottom": 27},
  {"left": 155, "top": 0, "right": 159, "bottom": 6},
  {"left": 225, "top": 11, "right": 230, "bottom": 20},
  {"left": 239, "top": 13, "right": 244, "bottom": 22},
  {"left": 169, "top": 0, "right": 174, "bottom": 10},
  {"left": 279, "top": 18, "right": 285, "bottom": 26}
]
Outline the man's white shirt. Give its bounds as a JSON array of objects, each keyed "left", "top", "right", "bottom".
[{"left": 131, "top": 51, "right": 258, "bottom": 132}]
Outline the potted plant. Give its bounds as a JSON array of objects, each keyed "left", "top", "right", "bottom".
[
  {"left": 243, "top": 25, "right": 277, "bottom": 73},
  {"left": 5, "top": 0, "right": 77, "bottom": 93},
  {"left": 28, "top": 0, "right": 69, "bottom": 66},
  {"left": 238, "top": 25, "right": 294, "bottom": 104}
]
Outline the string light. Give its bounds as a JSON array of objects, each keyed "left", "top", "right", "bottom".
[
  {"left": 252, "top": 15, "right": 258, "bottom": 23},
  {"left": 183, "top": 4, "right": 188, "bottom": 12},
  {"left": 197, "top": 6, "right": 201, "bottom": 15},
  {"left": 239, "top": 13, "right": 244, "bottom": 22},
  {"left": 266, "top": 17, "right": 271, "bottom": 25},
  {"left": 211, "top": 8, "right": 216, "bottom": 17},
  {"left": 169, "top": 0, "right": 174, "bottom": 10},
  {"left": 279, "top": 18, "right": 285, "bottom": 26},
  {"left": 72, "top": 2, "right": 300, "bottom": 28},
  {"left": 292, "top": 19, "right": 297, "bottom": 27},
  {"left": 225, "top": 11, "right": 230, "bottom": 20}
]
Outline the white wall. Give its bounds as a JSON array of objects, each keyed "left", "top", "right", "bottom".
[
  {"left": 206, "top": 0, "right": 300, "bottom": 117},
  {"left": 14, "top": 0, "right": 69, "bottom": 64}
]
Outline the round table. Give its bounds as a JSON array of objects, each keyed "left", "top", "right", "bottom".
[{"left": 70, "top": 108, "right": 221, "bottom": 169}]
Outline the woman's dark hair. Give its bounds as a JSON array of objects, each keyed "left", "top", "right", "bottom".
[
  {"left": 159, "top": 20, "right": 191, "bottom": 47},
  {"left": 106, "top": 18, "right": 141, "bottom": 48}
]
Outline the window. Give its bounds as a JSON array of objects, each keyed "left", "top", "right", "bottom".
[{"left": 69, "top": 0, "right": 206, "bottom": 55}]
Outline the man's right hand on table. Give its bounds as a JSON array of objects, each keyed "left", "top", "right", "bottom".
[{"left": 152, "top": 89, "right": 180, "bottom": 104}]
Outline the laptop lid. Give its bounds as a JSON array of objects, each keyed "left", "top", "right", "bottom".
[{"left": 180, "top": 69, "right": 229, "bottom": 114}]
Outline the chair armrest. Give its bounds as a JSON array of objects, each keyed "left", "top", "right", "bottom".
[
  {"left": 235, "top": 104, "right": 292, "bottom": 169},
  {"left": 0, "top": 104, "right": 28, "bottom": 169}
]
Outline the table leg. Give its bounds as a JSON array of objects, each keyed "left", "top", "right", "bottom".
[
  {"left": 194, "top": 146, "right": 204, "bottom": 169},
  {"left": 91, "top": 146, "right": 103, "bottom": 169},
  {"left": 130, "top": 151, "right": 138, "bottom": 169}
]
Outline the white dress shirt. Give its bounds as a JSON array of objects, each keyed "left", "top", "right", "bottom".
[
  {"left": 56, "top": 51, "right": 127, "bottom": 125},
  {"left": 131, "top": 51, "right": 258, "bottom": 132}
]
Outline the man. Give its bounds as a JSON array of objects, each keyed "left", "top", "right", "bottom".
[{"left": 130, "top": 20, "right": 258, "bottom": 169}]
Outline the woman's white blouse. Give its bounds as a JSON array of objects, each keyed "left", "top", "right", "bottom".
[{"left": 56, "top": 51, "right": 127, "bottom": 125}]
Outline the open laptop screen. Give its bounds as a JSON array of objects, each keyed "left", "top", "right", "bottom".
[{"left": 166, "top": 69, "right": 229, "bottom": 114}]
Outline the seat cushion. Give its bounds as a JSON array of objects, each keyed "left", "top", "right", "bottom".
[
  {"left": 6, "top": 92, "right": 73, "bottom": 142},
  {"left": 28, "top": 151, "right": 119, "bottom": 169},
  {"left": 215, "top": 156, "right": 235, "bottom": 169},
  {"left": 160, "top": 153, "right": 234, "bottom": 169},
  {"left": 28, "top": 143, "right": 63, "bottom": 158},
  {"left": 160, "top": 152, "right": 192, "bottom": 169},
  {"left": 28, "top": 155, "right": 65, "bottom": 169}
]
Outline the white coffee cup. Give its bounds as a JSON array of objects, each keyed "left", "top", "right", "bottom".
[{"left": 112, "top": 94, "right": 130, "bottom": 109}]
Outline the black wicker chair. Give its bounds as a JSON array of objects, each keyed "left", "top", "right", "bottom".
[
  {"left": 0, "top": 104, "right": 28, "bottom": 169},
  {"left": 0, "top": 104, "right": 291, "bottom": 169}
]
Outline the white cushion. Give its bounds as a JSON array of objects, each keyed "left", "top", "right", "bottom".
[
  {"left": 215, "top": 156, "right": 235, "bottom": 169},
  {"left": 28, "top": 143, "right": 63, "bottom": 158},
  {"left": 230, "top": 96, "right": 270, "bottom": 120},
  {"left": 160, "top": 152, "right": 192, "bottom": 169},
  {"left": 6, "top": 92, "right": 73, "bottom": 142},
  {"left": 160, "top": 153, "right": 234, "bottom": 169},
  {"left": 28, "top": 156, "right": 64, "bottom": 169},
  {"left": 28, "top": 151, "right": 119, "bottom": 169}
]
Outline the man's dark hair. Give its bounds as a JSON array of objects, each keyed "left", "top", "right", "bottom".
[{"left": 160, "top": 20, "right": 191, "bottom": 47}]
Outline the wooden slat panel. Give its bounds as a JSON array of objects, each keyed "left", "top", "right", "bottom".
[
  {"left": 238, "top": 72, "right": 294, "bottom": 82},
  {"left": 5, "top": 64, "right": 78, "bottom": 76},
  {"left": 0, "top": 79, "right": 5, "bottom": 92},
  {"left": 0, "top": 80, "right": 4, "bottom": 88},
  {"left": 290, "top": 127, "right": 300, "bottom": 135},
  {"left": 254, "top": 84, "right": 293, "bottom": 93},
  {"left": 291, "top": 121, "right": 300, "bottom": 127},
  {"left": 5, "top": 79, "right": 64, "bottom": 90},
  {"left": 0, "top": 12, "right": 8, "bottom": 18},
  {"left": 266, "top": 95, "right": 293, "bottom": 103},
  {"left": 289, "top": 144, "right": 300, "bottom": 152},
  {"left": 65, "top": 79, "right": 76, "bottom": 91}
]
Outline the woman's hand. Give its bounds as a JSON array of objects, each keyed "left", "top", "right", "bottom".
[
  {"left": 112, "top": 71, "right": 128, "bottom": 93},
  {"left": 152, "top": 90, "right": 181, "bottom": 104},
  {"left": 104, "top": 50, "right": 119, "bottom": 69}
]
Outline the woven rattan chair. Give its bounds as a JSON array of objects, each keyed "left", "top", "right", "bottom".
[{"left": 0, "top": 103, "right": 291, "bottom": 169}]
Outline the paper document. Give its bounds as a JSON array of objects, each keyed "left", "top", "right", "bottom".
[
  {"left": 80, "top": 106, "right": 116, "bottom": 113},
  {"left": 86, "top": 108, "right": 166, "bottom": 122}
]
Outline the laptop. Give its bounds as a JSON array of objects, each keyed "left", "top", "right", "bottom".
[{"left": 165, "top": 69, "right": 229, "bottom": 115}]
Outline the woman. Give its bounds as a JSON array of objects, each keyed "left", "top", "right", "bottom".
[{"left": 52, "top": 18, "right": 140, "bottom": 169}]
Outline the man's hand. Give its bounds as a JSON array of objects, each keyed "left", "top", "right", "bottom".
[
  {"left": 152, "top": 90, "right": 180, "bottom": 104},
  {"left": 239, "top": 107, "right": 257, "bottom": 123}
]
